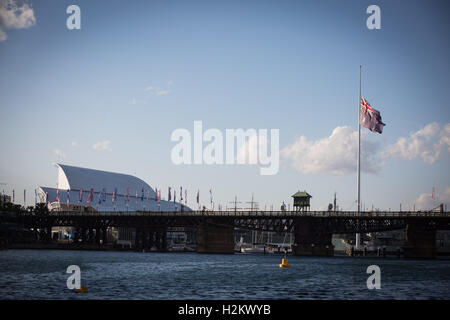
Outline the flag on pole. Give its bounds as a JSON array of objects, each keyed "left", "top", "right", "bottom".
[
  {"left": 174, "top": 190, "right": 176, "bottom": 202},
  {"left": 168, "top": 187, "right": 172, "bottom": 201},
  {"left": 87, "top": 188, "right": 93, "bottom": 205},
  {"left": 112, "top": 187, "right": 117, "bottom": 203},
  {"left": 24, "top": 189, "right": 26, "bottom": 205},
  {"left": 360, "top": 97, "right": 385, "bottom": 134},
  {"left": 45, "top": 191, "right": 49, "bottom": 205},
  {"left": 196, "top": 190, "right": 199, "bottom": 204},
  {"left": 141, "top": 187, "right": 144, "bottom": 202},
  {"left": 157, "top": 190, "right": 161, "bottom": 204},
  {"left": 79, "top": 189, "right": 83, "bottom": 203},
  {"left": 12, "top": 189, "right": 15, "bottom": 203},
  {"left": 56, "top": 189, "right": 60, "bottom": 202},
  {"left": 66, "top": 189, "right": 70, "bottom": 204},
  {"left": 431, "top": 184, "right": 435, "bottom": 199},
  {"left": 180, "top": 186, "right": 183, "bottom": 201},
  {"left": 126, "top": 188, "right": 130, "bottom": 202},
  {"left": 34, "top": 189, "right": 37, "bottom": 205},
  {"left": 210, "top": 189, "right": 213, "bottom": 205}
]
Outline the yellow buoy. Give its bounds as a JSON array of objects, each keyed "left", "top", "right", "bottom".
[
  {"left": 279, "top": 258, "right": 291, "bottom": 268},
  {"left": 74, "top": 285, "right": 88, "bottom": 293}
]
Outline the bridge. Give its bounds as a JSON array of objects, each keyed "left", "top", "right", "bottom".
[{"left": 3, "top": 210, "right": 450, "bottom": 259}]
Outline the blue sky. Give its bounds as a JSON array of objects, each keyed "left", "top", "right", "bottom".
[{"left": 0, "top": 0, "right": 449, "bottom": 211}]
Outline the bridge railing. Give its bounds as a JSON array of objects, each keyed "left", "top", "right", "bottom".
[{"left": 15, "top": 210, "right": 449, "bottom": 218}]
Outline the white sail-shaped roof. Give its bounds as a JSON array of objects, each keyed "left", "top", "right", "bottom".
[
  {"left": 54, "top": 163, "right": 156, "bottom": 197},
  {"left": 36, "top": 164, "right": 190, "bottom": 212}
]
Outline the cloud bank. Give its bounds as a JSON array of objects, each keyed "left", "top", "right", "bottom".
[
  {"left": 414, "top": 186, "right": 450, "bottom": 211},
  {"left": 383, "top": 122, "right": 450, "bottom": 164},
  {"left": 282, "top": 122, "right": 449, "bottom": 176},
  {"left": 281, "top": 126, "right": 382, "bottom": 175}
]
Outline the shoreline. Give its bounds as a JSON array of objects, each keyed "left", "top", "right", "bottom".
[{"left": 3, "top": 243, "right": 450, "bottom": 259}]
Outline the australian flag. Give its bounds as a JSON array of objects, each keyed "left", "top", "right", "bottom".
[{"left": 360, "top": 97, "right": 385, "bottom": 134}]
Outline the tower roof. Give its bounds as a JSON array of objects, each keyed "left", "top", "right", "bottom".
[{"left": 291, "top": 191, "right": 312, "bottom": 198}]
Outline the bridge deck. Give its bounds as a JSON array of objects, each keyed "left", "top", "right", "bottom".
[{"left": 26, "top": 210, "right": 450, "bottom": 218}]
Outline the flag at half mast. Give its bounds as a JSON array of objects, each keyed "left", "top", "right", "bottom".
[{"left": 360, "top": 97, "right": 385, "bottom": 134}]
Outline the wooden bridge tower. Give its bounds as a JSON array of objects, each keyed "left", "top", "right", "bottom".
[{"left": 292, "top": 191, "right": 312, "bottom": 212}]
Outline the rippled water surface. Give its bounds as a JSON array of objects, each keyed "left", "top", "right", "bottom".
[{"left": 0, "top": 250, "right": 449, "bottom": 299}]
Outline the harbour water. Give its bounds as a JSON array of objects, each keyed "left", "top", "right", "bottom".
[{"left": 1, "top": 250, "right": 449, "bottom": 300}]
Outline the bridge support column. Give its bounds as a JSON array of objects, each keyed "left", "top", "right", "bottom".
[
  {"left": 102, "top": 227, "right": 108, "bottom": 245},
  {"left": 46, "top": 226, "right": 52, "bottom": 242},
  {"left": 154, "top": 231, "right": 161, "bottom": 250},
  {"left": 197, "top": 220, "right": 234, "bottom": 254},
  {"left": 81, "top": 228, "right": 87, "bottom": 243},
  {"left": 142, "top": 229, "right": 149, "bottom": 250},
  {"left": 149, "top": 231, "right": 154, "bottom": 249},
  {"left": 150, "top": 230, "right": 167, "bottom": 252},
  {"left": 161, "top": 230, "right": 167, "bottom": 252},
  {"left": 403, "top": 223, "right": 436, "bottom": 259},
  {"left": 95, "top": 228, "right": 101, "bottom": 245},
  {"left": 88, "top": 228, "right": 95, "bottom": 244},
  {"left": 293, "top": 218, "right": 334, "bottom": 257},
  {"left": 135, "top": 228, "right": 143, "bottom": 250}
]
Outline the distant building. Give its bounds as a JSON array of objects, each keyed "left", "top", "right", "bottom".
[{"left": 36, "top": 163, "right": 191, "bottom": 212}]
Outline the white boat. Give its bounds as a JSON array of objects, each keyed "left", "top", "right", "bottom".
[
  {"left": 240, "top": 245, "right": 266, "bottom": 254},
  {"left": 168, "top": 244, "right": 196, "bottom": 252}
]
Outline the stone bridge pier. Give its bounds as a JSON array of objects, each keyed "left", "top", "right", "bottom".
[
  {"left": 196, "top": 219, "right": 234, "bottom": 254},
  {"left": 135, "top": 228, "right": 167, "bottom": 252},
  {"left": 293, "top": 218, "right": 334, "bottom": 256},
  {"left": 403, "top": 222, "right": 437, "bottom": 259}
]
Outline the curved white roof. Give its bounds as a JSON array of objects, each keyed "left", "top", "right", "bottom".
[
  {"left": 37, "top": 163, "right": 191, "bottom": 212},
  {"left": 54, "top": 163, "right": 155, "bottom": 197}
]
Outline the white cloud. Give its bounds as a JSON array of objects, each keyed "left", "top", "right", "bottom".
[
  {"left": 383, "top": 122, "right": 450, "bottom": 164},
  {"left": 0, "top": 0, "right": 36, "bottom": 42},
  {"left": 53, "top": 149, "right": 66, "bottom": 159},
  {"left": 129, "top": 97, "right": 137, "bottom": 105},
  {"left": 144, "top": 81, "right": 173, "bottom": 96},
  {"left": 281, "top": 126, "right": 382, "bottom": 175},
  {"left": 71, "top": 141, "right": 78, "bottom": 147},
  {"left": 92, "top": 140, "right": 112, "bottom": 151},
  {"left": 236, "top": 133, "right": 260, "bottom": 164},
  {"left": 155, "top": 89, "right": 170, "bottom": 96},
  {"left": 414, "top": 186, "right": 450, "bottom": 211}
]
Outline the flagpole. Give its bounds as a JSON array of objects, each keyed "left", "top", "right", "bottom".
[{"left": 356, "top": 65, "right": 361, "bottom": 250}]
